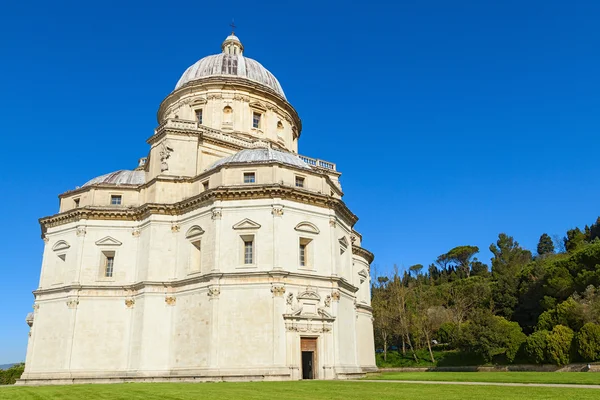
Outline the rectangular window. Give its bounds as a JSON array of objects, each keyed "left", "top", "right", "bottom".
[
  {"left": 190, "top": 240, "right": 201, "bottom": 273},
  {"left": 102, "top": 252, "right": 115, "bottom": 278},
  {"left": 244, "top": 239, "right": 254, "bottom": 264},
  {"left": 110, "top": 195, "right": 122, "bottom": 205},
  {"left": 299, "top": 237, "right": 312, "bottom": 267},
  {"left": 74, "top": 198, "right": 80, "bottom": 208},
  {"left": 300, "top": 243, "right": 307, "bottom": 266},
  {"left": 202, "top": 181, "right": 209, "bottom": 191},
  {"left": 295, "top": 176, "right": 305, "bottom": 188},
  {"left": 252, "top": 112, "right": 261, "bottom": 129},
  {"left": 196, "top": 109, "right": 203, "bottom": 124},
  {"left": 243, "top": 172, "right": 256, "bottom": 183}
]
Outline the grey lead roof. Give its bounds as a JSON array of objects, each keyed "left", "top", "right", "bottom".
[
  {"left": 82, "top": 170, "right": 145, "bottom": 187},
  {"left": 175, "top": 35, "right": 286, "bottom": 99},
  {"left": 207, "top": 148, "right": 311, "bottom": 171}
]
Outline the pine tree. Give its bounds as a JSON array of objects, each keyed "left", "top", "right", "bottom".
[{"left": 537, "top": 233, "right": 555, "bottom": 256}]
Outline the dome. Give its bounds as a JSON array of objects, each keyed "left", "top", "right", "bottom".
[
  {"left": 82, "top": 170, "right": 145, "bottom": 187},
  {"left": 207, "top": 148, "right": 311, "bottom": 171},
  {"left": 175, "top": 34, "right": 286, "bottom": 99}
]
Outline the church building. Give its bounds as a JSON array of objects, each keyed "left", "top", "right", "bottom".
[{"left": 19, "top": 33, "right": 376, "bottom": 384}]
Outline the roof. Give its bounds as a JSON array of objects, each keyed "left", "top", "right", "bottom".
[
  {"left": 82, "top": 170, "right": 145, "bottom": 187},
  {"left": 174, "top": 35, "right": 286, "bottom": 99},
  {"left": 207, "top": 148, "right": 311, "bottom": 171}
]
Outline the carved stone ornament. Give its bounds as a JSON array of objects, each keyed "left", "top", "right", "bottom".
[
  {"left": 165, "top": 296, "right": 176, "bottom": 306},
  {"left": 125, "top": 299, "right": 135, "bottom": 308},
  {"left": 208, "top": 287, "right": 221, "bottom": 299},
  {"left": 271, "top": 206, "right": 284, "bottom": 217},
  {"left": 42, "top": 235, "right": 49, "bottom": 243},
  {"left": 331, "top": 291, "right": 341, "bottom": 301},
  {"left": 159, "top": 141, "right": 173, "bottom": 172},
  {"left": 66, "top": 300, "right": 79, "bottom": 309},
  {"left": 32, "top": 303, "right": 39, "bottom": 311},
  {"left": 286, "top": 292, "right": 294, "bottom": 305},
  {"left": 211, "top": 208, "right": 222, "bottom": 220},
  {"left": 271, "top": 285, "right": 286, "bottom": 297},
  {"left": 76, "top": 226, "right": 87, "bottom": 237},
  {"left": 324, "top": 295, "right": 332, "bottom": 308},
  {"left": 131, "top": 228, "right": 141, "bottom": 237},
  {"left": 171, "top": 223, "right": 181, "bottom": 233},
  {"left": 329, "top": 218, "right": 337, "bottom": 228}
]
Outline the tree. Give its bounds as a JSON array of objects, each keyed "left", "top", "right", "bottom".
[
  {"left": 490, "top": 234, "right": 532, "bottom": 318},
  {"left": 576, "top": 323, "right": 600, "bottom": 361},
  {"left": 524, "top": 330, "right": 550, "bottom": 364},
  {"left": 456, "top": 310, "right": 526, "bottom": 363},
  {"left": 371, "top": 277, "right": 393, "bottom": 361},
  {"left": 546, "top": 325, "right": 574, "bottom": 365},
  {"left": 409, "top": 264, "right": 423, "bottom": 278},
  {"left": 537, "top": 233, "right": 555, "bottom": 256},
  {"left": 446, "top": 246, "right": 480, "bottom": 278},
  {"left": 565, "top": 228, "right": 586, "bottom": 252}
]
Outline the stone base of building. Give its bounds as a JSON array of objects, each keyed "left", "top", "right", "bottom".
[{"left": 17, "top": 366, "right": 377, "bottom": 386}]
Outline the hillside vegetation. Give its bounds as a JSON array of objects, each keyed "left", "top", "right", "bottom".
[{"left": 372, "top": 217, "right": 600, "bottom": 367}]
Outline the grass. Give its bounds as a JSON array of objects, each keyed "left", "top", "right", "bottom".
[
  {"left": 369, "top": 371, "right": 600, "bottom": 385},
  {"left": 2, "top": 381, "right": 600, "bottom": 400}
]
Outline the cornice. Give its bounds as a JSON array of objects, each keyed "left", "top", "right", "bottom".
[
  {"left": 40, "top": 184, "right": 358, "bottom": 236},
  {"left": 157, "top": 76, "right": 302, "bottom": 135},
  {"left": 32, "top": 270, "right": 359, "bottom": 297},
  {"left": 352, "top": 245, "right": 374, "bottom": 264}
]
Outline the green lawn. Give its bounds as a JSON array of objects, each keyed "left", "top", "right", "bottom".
[
  {"left": 2, "top": 381, "right": 600, "bottom": 400},
  {"left": 369, "top": 371, "right": 600, "bottom": 385}
]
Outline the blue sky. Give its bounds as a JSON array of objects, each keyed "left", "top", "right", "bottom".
[{"left": 0, "top": 0, "right": 599, "bottom": 363}]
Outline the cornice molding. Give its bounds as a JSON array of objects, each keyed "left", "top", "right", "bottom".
[
  {"left": 41, "top": 184, "right": 358, "bottom": 236},
  {"left": 32, "top": 270, "right": 359, "bottom": 297},
  {"left": 352, "top": 245, "right": 375, "bottom": 264}
]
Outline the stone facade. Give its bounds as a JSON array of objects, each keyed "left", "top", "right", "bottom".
[{"left": 19, "top": 33, "right": 376, "bottom": 385}]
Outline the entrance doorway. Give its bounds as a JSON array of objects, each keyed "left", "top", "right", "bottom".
[{"left": 300, "top": 337, "right": 317, "bottom": 379}]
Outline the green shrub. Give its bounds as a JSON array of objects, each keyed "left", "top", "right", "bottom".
[
  {"left": 524, "top": 330, "right": 550, "bottom": 364},
  {"left": 546, "top": 325, "right": 574, "bottom": 365},
  {"left": 0, "top": 363, "right": 25, "bottom": 385},
  {"left": 457, "top": 311, "right": 526, "bottom": 363},
  {"left": 576, "top": 323, "right": 600, "bottom": 361}
]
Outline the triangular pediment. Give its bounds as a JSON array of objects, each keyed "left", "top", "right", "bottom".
[
  {"left": 339, "top": 236, "right": 349, "bottom": 248},
  {"left": 185, "top": 225, "right": 205, "bottom": 239},
  {"left": 295, "top": 221, "right": 320, "bottom": 235},
  {"left": 249, "top": 101, "right": 267, "bottom": 112},
  {"left": 232, "top": 218, "right": 261, "bottom": 230},
  {"left": 95, "top": 236, "right": 122, "bottom": 246},
  {"left": 358, "top": 269, "right": 368, "bottom": 279},
  {"left": 52, "top": 240, "right": 70, "bottom": 252}
]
